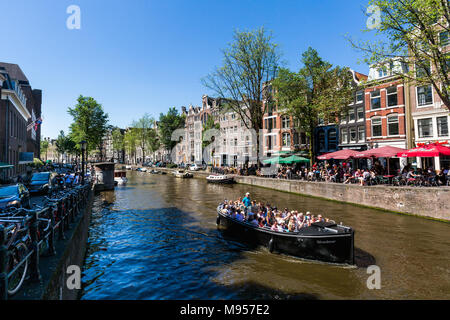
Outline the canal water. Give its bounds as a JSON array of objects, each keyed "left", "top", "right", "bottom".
[{"left": 81, "top": 171, "right": 450, "bottom": 300}]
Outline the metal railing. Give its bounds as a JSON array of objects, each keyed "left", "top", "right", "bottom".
[{"left": 0, "top": 182, "right": 91, "bottom": 299}]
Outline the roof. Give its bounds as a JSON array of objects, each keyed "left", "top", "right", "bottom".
[
  {"left": 0, "top": 62, "right": 29, "bottom": 82},
  {"left": 354, "top": 71, "right": 368, "bottom": 81}
]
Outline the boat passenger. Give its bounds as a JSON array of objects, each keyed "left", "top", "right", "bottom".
[
  {"left": 242, "top": 193, "right": 251, "bottom": 207},
  {"left": 288, "top": 218, "right": 296, "bottom": 232},
  {"left": 248, "top": 215, "right": 259, "bottom": 227},
  {"left": 236, "top": 211, "right": 245, "bottom": 222}
]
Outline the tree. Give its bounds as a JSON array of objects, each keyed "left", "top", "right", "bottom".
[
  {"left": 202, "top": 27, "right": 281, "bottom": 167},
  {"left": 124, "top": 128, "right": 138, "bottom": 164},
  {"left": 111, "top": 127, "right": 124, "bottom": 162},
  {"left": 40, "top": 139, "right": 49, "bottom": 161},
  {"left": 132, "top": 114, "right": 156, "bottom": 163},
  {"left": 348, "top": 0, "right": 450, "bottom": 110},
  {"left": 55, "top": 130, "right": 67, "bottom": 162},
  {"left": 158, "top": 107, "right": 186, "bottom": 152},
  {"left": 272, "top": 47, "right": 354, "bottom": 162},
  {"left": 68, "top": 95, "right": 109, "bottom": 156}
]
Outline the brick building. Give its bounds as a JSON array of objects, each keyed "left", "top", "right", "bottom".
[
  {"left": 364, "top": 60, "right": 409, "bottom": 150},
  {"left": 0, "top": 63, "right": 43, "bottom": 180}
]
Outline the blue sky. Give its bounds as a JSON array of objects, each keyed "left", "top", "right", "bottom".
[{"left": 1, "top": 0, "right": 375, "bottom": 139}]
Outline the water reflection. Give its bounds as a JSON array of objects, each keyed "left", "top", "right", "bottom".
[{"left": 81, "top": 171, "right": 450, "bottom": 300}]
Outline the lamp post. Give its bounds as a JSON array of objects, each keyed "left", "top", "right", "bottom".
[{"left": 81, "top": 140, "right": 87, "bottom": 184}]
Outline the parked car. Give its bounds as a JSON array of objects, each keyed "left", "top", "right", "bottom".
[
  {"left": 0, "top": 184, "right": 31, "bottom": 210},
  {"left": 190, "top": 164, "right": 200, "bottom": 171},
  {"left": 27, "top": 172, "right": 56, "bottom": 195}
]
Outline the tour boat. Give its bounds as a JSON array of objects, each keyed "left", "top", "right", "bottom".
[
  {"left": 114, "top": 170, "right": 128, "bottom": 186},
  {"left": 216, "top": 206, "right": 355, "bottom": 265},
  {"left": 206, "top": 175, "right": 235, "bottom": 184},
  {"left": 173, "top": 170, "right": 193, "bottom": 179}
]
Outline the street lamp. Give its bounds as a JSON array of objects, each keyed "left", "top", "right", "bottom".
[{"left": 81, "top": 140, "right": 87, "bottom": 184}]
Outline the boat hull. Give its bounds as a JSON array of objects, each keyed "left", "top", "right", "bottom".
[
  {"left": 206, "top": 178, "right": 235, "bottom": 184},
  {"left": 216, "top": 209, "right": 354, "bottom": 265}
]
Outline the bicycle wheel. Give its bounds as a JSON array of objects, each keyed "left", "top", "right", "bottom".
[{"left": 7, "top": 242, "right": 29, "bottom": 296}]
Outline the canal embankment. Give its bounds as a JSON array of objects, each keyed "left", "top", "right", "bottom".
[
  {"left": 141, "top": 166, "right": 450, "bottom": 221},
  {"left": 9, "top": 185, "right": 94, "bottom": 300}
]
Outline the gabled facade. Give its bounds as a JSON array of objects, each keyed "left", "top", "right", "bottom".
[
  {"left": 339, "top": 70, "right": 368, "bottom": 151},
  {"left": 364, "top": 59, "right": 408, "bottom": 150}
]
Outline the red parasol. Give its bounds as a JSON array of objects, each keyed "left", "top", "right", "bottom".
[
  {"left": 354, "top": 146, "right": 407, "bottom": 158},
  {"left": 317, "top": 149, "right": 359, "bottom": 160},
  {"left": 397, "top": 144, "right": 450, "bottom": 158}
]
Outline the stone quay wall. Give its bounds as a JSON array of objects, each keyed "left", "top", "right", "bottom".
[{"left": 234, "top": 176, "right": 450, "bottom": 221}]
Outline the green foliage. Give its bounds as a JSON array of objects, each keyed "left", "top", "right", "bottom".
[
  {"left": 167, "top": 163, "right": 178, "bottom": 168},
  {"left": 68, "top": 95, "right": 109, "bottom": 153},
  {"left": 124, "top": 128, "right": 138, "bottom": 163},
  {"left": 158, "top": 107, "right": 186, "bottom": 150},
  {"left": 348, "top": 0, "right": 450, "bottom": 109},
  {"left": 201, "top": 115, "right": 220, "bottom": 150},
  {"left": 40, "top": 139, "right": 49, "bottom": 160},
  {"left": 132, "top": 113, "right": 159, "bottom": 160},
  {"left": 111, "top": 127, "right": 124, "bottom": 152},
  {"left": 202, "top": 27, "right": 281, "bottom": 166},
  {"left": 272, "top": 47, "right": 354, "bottom": 161}
]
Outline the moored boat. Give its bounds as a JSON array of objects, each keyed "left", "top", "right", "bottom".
[
  {"left": 114, "top": 170, "right": 128, "bottom": 186},
  {"left": 216, "top": 205, "right": 354, "bottom": 265},
  {"left": 206, "top": 175, "right": 235, "bottom": 184},
  {"left": 173, "top": 170, "right": 193, "bottom": 179}
]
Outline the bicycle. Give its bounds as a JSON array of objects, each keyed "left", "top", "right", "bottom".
[{"left": 0, "top": 216, "right": 31, "bottom": 296}]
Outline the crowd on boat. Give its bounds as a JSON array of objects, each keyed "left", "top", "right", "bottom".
[{"left": 218, "top": 192, "right": 334, "bottom": 233}]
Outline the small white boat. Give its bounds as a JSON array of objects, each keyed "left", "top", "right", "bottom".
[
  {"left": 173, "top": 170, "right": 193, "bottom": 179},
  {"left": 125, "top": 165, "right": 132, "bottom": 170},
  {"left": 206, "top": 175, "right": 235, "bottom": 184},
  {"left": 114, "top": 170, "right": 128, "bottom": 185}
]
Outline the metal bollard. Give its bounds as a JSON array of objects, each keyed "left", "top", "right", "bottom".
[
  {"left": 0, "top": 226, "right": 8, "bottom": 300},
  {"left": 46, "top": 207, "right": 56, "bottom": 256},
  {"left": 58, "top": 202, "right": 66, "bottom": 241},
  {"left": 28, "top": 212, "right": 41, "bottom": 283}
]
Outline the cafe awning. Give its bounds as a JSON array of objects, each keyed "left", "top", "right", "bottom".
[
  {"left": 317, "top": 149, "right": 359, "bottom": 160},
  {"left": 263, "top": 156, "right": 285, "bottom": 164},
  {"left": 280, "top": 155, "right": 310, "bottom": 164},
  {"left": 354, "top": 146, "right": 407, "bottom": 159},
  {"left": 397, "top": 144, "right": 450, "bottom": 158}
]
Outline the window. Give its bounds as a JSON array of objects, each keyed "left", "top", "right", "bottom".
[
  {"left": 348, "top": 109, "right": 355, "bottom": 122},
  {"left": 234, "top": 138, "right": 238, "bottom": 146},
  {"left": 371, "top": 90, "right": 381, "bottom": 109},
  {"left": 440, "top": 31, "right": 449, "bottom": 46},
  {"left": 417, "top": 85, "right": 433, "bottom": 106},
  {"left": 328, "top": 129, "right": 337, "bottom": 150},
  {"left": 358, "top": 126, "right": 365, "bottom": 142},
  {"left": 357, "top": 106, "right": 364, "bottom": 121},
  {"left": 418, "top": 118, "right": 433, "bottom": 138},
  {"left": 356, "top": 91, "right": 364, "bottom": 103},
  {"left": 282, "top": 132, "right": 291, "bottom": 147},
  {"left": 378, "top": 68, "right": 388, "bottom": 78},
  {"left": 437, "top": 116, "right": 449, "bottom": 137},
  {"left": 281, "top": 116, "right": 290, "bottom": 129},
  {"left": 318, "top": 130, "right": 325, "bottom": 151},
  {"left": 349, "top": 128, "right": 357, "bottom": 142},
  {"left": 371, "top": 118, "right": 382, "bottom": 137},
  {"left": 341, "top": 129, "right": 348, "bottom": 144},
  {"left": 387, "top": 87, "right": 398, "bottom": 107},
  {"left": 387, "top": 114, "right": 399, "bottom": 136}
]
